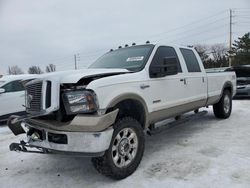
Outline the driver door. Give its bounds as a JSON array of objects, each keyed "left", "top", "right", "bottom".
[{"left": 144, "top": 46, "right": 188, "bottom": 122}]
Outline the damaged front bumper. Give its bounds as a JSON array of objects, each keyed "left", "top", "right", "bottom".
[{"left": 8, "top": 109, "right": 118, "bottom": 157}]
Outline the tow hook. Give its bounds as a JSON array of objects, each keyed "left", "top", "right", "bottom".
[{"left": 9, "top": 141, "right": 27, "bottom": 152}]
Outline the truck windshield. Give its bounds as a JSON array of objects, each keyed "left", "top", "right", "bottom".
[{"left": 89, "top": 44, "right": 154, "bottom": 71}]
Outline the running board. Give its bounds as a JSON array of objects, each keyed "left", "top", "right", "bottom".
[{"left": 147, "top": 110, "right": 208, "bottom": 136}]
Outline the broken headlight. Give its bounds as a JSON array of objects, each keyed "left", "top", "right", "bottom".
[{"left": 63, "top": 90, "right": 98, "bottom": 114}]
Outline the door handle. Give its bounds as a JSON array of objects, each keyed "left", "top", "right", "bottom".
[
  {"left": 140, "top": 84, "right": 150, "bottom": 89},
  {"left": 180, "top": 78, "right": 187, "bottom": 85}
]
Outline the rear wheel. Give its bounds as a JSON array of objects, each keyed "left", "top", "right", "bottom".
[
  {"left": 213, "top": 90, "right": 232, "bottom": 119},
  {"left": 92, "top": 117, "right": 145, "bottom": 180}
]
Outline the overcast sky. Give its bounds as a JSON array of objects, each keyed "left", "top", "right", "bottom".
[{"left": 0, "top": 0, "right": 249, "bottom": 74}]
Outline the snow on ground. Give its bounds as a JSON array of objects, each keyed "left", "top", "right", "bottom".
[{"left": 1, "top": 100, "right": 250, "bottom": 188}]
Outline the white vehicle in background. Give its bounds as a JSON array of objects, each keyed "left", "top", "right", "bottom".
[{"left": 0, "top": 74, "right": 38, "bottom": 122}]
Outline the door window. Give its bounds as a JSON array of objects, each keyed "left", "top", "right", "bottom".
[{"left": 151, "top": 46, "right": 182, "bottom": 73}]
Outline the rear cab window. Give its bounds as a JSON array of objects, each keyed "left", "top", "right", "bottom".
[{"left": 180, "top": 48, "right": 201, "bottom": 73}]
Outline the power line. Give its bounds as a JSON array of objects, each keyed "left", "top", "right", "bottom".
[
  {"left": 139, "top": 10, "right": 228, "bottom": 41},
  {"left": 33, "top": 9, "right": 248, "bottom": 71},
  {"left": 78, "top": 48, "right": 107, "bottom": 56},
  {"left": 190, "top": 32, "right": 229, "bottom": 44},
  {"left": 235, "top": 21, "right": 250, "bottom": 24},
  {"left": 233, "top": 8, "right": 250, "bottom": 12},
  {"left": 156, "top": 23, "right": 228, "bottom": 44},
  {"left": 149, "top": 17, "right": 229, "bottom": 43}
]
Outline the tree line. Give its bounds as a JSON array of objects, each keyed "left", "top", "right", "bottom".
[
  {"left": 194, "top": 32, "right": 250, "bottom": 68},
  {"left": 6, "top": 32, "right": 250, "bottom": 75},
  {"left": 8, "top": 64, "right": 56, "bottom": 75}
]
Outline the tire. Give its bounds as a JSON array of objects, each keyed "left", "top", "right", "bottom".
[
  {"left": 91, "top": 117, "right": 145, "bottom": 180},
  {"left": 213, "top": 90, "right": 232, "bottom": 119}
]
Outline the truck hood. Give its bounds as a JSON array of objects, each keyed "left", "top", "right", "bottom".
[{"left": 39, "top": 68, "right": 130, "bottom": 84}]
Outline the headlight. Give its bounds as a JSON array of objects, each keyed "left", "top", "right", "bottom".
[{"left": 63, "top": 90, "right": 98, "bottom": 114}]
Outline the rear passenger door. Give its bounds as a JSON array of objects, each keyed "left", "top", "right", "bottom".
[{"left": 179, "top": 48, "right": 207, "bottom": 106}]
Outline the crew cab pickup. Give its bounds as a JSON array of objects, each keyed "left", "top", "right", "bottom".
[{"left": 8, "top": 43, "right": 236, "bottom": 179}]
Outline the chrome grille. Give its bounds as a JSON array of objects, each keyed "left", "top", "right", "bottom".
[{"left": 25, "top": 82, "right": 43, "bottom": 113}]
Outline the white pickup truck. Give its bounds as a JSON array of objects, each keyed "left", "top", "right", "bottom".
[{"left": 8, "top": 43, "right": 236, "bottom": 179}]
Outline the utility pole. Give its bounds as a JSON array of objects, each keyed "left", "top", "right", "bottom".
[
  {"left": 229, "top": 9, "right": 233, "bottom": 67},
  {"left": 74, "top": 54, "right": 77, "bottom": 70},
  {"left": 74, "top": 54, "right": 80, "bottom": 70}
]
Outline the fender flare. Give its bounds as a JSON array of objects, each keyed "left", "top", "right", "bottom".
[
  {"left": 221, "top": 81, "right": 233, "bottom": 97},
  {"left": 215, "top": 81, "right": 234, "bottom": 104},
  {"left": 106, "top": 93, "right": 149, "bottom": 128}
]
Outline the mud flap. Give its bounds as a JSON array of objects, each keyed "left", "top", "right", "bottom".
[{"left": 7, "top": 115, "right": 25, "bottom": 135}]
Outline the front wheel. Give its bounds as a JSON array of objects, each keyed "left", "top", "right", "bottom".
[
  {"left": 91, "top": 117, "right": 145, "bottom": 180},
  {"left": 213, "top": 90, "right": 232, "bottom": 119}
]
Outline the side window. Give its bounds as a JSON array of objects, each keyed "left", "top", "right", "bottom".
[
  {"left": 180, "top": 48, "right": 201, "bottom": 72},
  {"left": 151, "top": 46, "right": 182, "bottom": 73},
  {"left": 2, "top": 80, "right": 24, "bottom": 93}
]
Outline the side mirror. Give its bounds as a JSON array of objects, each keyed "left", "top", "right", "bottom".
[
  {"left": 149, "top": 56, "right": 178, "bottom": 78},
  {"left": 0, "top": 88, "right": 5, "bottom": 94}
]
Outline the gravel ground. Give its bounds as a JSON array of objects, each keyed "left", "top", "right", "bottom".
[{"left": 1, "top": 100, "right": 250, "bottom": 188}]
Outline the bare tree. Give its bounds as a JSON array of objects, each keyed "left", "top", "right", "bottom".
[
  {"left": 210, "top": 44, "right": 228, "bottom": 67},
  {"left": 8, "top": 65, "right": 24, "bottom": 75},
  {"left": 194, "top": 45, "right": 209, "bottom": 62},
  {"left": 28, "top": 66, "right": 43, "bottom": 74},
  {"left": 46, "top": 64, "right": 56, "bottom": 73}
]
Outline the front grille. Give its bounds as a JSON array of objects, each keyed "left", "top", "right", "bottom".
[
  {"left": 25, "top": 79, "right": 58, "bottom": 115},
  {"left": 45, "top": 81, "right": 51, "bottom": 108},
  {"left": 25, "top": 82, "right": 43, "bottom": 113}
]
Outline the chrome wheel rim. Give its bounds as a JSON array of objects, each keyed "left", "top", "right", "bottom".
[
  {"left": 224, "top": 95, "right": 230, "bottom": 114},
  {"left": 111, "top": 128, "right": 138, "bottom": 168}
]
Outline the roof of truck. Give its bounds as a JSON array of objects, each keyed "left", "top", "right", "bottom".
[{"left": 106, "top": 43, "right": 194, "bottom": 55}]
